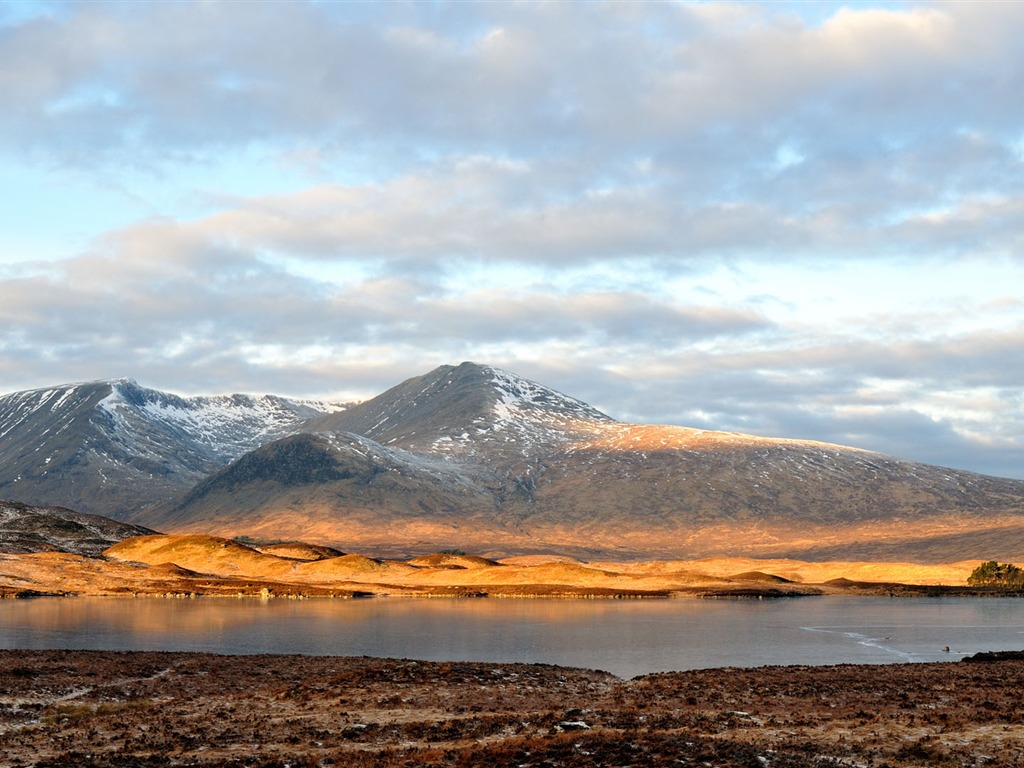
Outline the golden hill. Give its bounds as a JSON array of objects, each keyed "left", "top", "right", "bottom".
[{"left": 0, "top": 533, "right": 997, "bottom": 599}]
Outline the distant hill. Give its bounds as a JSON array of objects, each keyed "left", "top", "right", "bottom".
[{"left": 0, "top": 500, "right": 154, "bottom": 556}]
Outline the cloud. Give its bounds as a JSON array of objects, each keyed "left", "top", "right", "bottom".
[
  {"left": 2, "top": 3, "right": 1022, "bottom": 165},
  {"left": 4, "top": 2, "right": 1024, "bottom": 274},
  {"left": 51, "top": 154, "right": 1021, "bottom": 280},
  {"left": 0, "top": 229, "right": 767, "bottom": 391}
]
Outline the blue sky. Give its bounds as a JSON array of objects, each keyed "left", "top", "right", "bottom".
[{"left": 1, "top": 0, "right": 1023, "bottom": 479}]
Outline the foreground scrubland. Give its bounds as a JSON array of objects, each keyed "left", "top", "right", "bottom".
[{"left": 2, "top": 650, "right": 1023, "bottom": 767}]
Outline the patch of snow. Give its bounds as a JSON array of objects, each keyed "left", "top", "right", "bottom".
[
  {"left": 423, "top": 366, "right": 614, "bottom": 459},
  {"left": 319, "top": 431, "right": 484, "bottom": 492},
  {"left": 49, "top": 388, "right": 78, "bottom": 412},
  {"left": 95, "top": 380, "right": 344, "bottom": 464}
]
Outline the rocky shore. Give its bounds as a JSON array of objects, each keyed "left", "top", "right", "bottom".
[{"left": 2, "top": 649, "right": 1023, "bottom": 767}]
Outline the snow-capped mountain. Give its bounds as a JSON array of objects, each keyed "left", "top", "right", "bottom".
[
  {"left": 4, "top": 363, "right": 1024, "bottom": 560},
  {"left": 0, "top": 378, "right": 344, "bottom": 517},
  {"left": 308, "top": 361, "right": 611, "bottom": 460}
]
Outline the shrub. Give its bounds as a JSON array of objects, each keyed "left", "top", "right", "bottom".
[{"left": 967, "top": 560, "right": 1024, "bottom": 588}]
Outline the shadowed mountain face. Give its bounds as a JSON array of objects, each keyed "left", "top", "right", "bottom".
[
  {"left": 3, "top": 362, "right": 1024, "bottom": 561},
  {"left": 0, "top": 500, "right": 154, "bottom": 556}
]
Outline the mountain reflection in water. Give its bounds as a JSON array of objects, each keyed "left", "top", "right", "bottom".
[{"left": 3, "top": 596, "right": 1023, "bottom": 678}]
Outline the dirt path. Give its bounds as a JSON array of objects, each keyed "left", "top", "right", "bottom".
[{"left": 0, "top": 664, "right": 174, "bottom": 736}]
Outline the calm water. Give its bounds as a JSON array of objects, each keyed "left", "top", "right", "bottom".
[{"left": 2, "top": 596, "right": 1023, "bottom": 678}]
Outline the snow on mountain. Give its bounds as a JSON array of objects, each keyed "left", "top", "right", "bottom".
[
  {"left": 425, "top": 365, "right": 613, "bottom": 460},
  {"left": 487, "top": 366, "right": 610, "bottom": 425},
  {"left": 97, "top": 378, "right": 345, "bottom": 464}
]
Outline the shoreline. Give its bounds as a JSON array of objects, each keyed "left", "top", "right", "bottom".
[
  {"left": 6, "top": 582, "right": 1024, "bottom": 600},
  {"left": 3, "top": 645, "right": 1022, "bottom": 677}
]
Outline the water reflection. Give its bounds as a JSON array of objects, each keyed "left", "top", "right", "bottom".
[{"left": 3, "top": 596, "right": 1023, "bottom": 678}]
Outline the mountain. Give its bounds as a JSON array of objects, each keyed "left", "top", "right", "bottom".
[
  {"left": 3, "top": 363, "right": 1024, "bottom": 560},
  {"left": 146, "top": 363, "right": 1024, "bottom": 561},
  {"left": 145, "top": 362, "right": 615, "bottom": 546},
  {"left": 0, "top": 378, "right": 344, "bottom": 517},
  {"left": 0, "top": 500, "right": 154, "bottom": 556}
]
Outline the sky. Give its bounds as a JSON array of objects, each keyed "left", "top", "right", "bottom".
[{"left": 1, "top": 1, "right": 1022, "bottom": 480}]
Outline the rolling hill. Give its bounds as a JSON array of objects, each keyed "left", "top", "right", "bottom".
[{"left": 0, "top": 500, "right": 154, "bottom": 556}]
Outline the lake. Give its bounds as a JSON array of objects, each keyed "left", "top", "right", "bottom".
[{"left": 3, "top": 595, "right": 1023, "bottom": 678}]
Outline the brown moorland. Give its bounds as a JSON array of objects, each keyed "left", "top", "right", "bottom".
[{"left": 3, "top": 649, "right": 1024, "bottom": 767}]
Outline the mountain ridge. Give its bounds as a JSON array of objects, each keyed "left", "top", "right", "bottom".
[{"left": 0, "top": 378, "right": 345, "bottom": 516}]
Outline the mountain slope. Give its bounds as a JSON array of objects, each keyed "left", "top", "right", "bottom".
[
  {"left": 0, "top": 379, "right": 343, "bottom": 517},
  {"left": 510, "top": 422, "right": 1024, "bottom": 559},
  {"left": 151, "top": 364, "right": 1024, "bottom": 561},
  {"left": 145, "top": 432, "right": 497, "bottom": 547},
  {"left": 4, "top": 363, "right": 1024, "bottom": 560}
]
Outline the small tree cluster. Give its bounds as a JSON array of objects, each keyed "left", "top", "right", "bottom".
[{"left": 967, "top": 560, "right": 1024, "bottom": 588}]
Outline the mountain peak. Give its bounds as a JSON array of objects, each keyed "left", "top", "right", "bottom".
[{"left": 308, "top": 362, "right": 611, "bottom": 457}]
